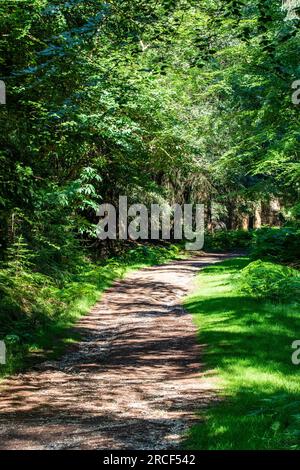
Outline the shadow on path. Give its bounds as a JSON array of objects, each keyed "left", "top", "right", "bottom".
[{"left": 0, "top": 252, "right": 233, "bottom": 450}]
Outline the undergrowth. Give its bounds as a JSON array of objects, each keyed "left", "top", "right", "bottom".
[{"left": 184, "top": 257, "right": 300, "bottom": 450}]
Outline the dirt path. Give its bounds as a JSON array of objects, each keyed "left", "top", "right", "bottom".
[{"left": 0, "top": 253, "right": 231, "bottom": 450}]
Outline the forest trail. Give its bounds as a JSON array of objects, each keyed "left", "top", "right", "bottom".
[{"left": 0, "top": 253, "right": 232, "bottom": 450}]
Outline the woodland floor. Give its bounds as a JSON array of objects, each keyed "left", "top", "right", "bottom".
[{"left": 0, "top": 253, "right": 232, "bottom": 450}]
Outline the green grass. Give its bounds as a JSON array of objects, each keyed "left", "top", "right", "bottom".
[
  {"left": 184, "top": 257, "right": 300, "bottom": 450},
  {"left": 0, "top": 244, "right": 183, "bottom": 378}
]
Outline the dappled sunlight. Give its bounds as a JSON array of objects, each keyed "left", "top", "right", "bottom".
[
  {"left": 184, "top": 257, "right": 300, "bottom": 450},
  {"left": 224, "top": 363, "right": 300, "bottom": 393},
  {"left": 0, "top": 254, "right": 227, "bottom": 450}
]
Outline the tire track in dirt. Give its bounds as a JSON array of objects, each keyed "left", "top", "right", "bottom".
[{"left": 0, "top": 253, "right": 232, "bottom": 450}]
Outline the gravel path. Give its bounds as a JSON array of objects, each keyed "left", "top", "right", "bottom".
[{"left": 0, "top": 253, "right": 231, "bottom": 450}]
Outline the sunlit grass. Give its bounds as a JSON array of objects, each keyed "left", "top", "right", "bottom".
[
  {"left": 0, "top": 244, "right": 182, "bottom": 378},
  {"left": 184, "top": 257, "right": 300, "bottom": 450}
]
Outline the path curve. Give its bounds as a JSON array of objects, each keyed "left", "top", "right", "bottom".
[{"left": 0, "top": 253, "right": 231, "bottom": 450}]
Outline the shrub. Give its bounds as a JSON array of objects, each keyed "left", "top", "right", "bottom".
[
  {"left": 118, "top": 244, "right": 180, "bottom": 264},
  {"left": 239, "top": 260, "right": 300, "bottom": 301},
  {"left": 251, "top": 227, "right": 300, "bottom": 266}
]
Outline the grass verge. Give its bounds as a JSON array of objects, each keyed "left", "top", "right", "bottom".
[{"left": 184, "top": 256, "right": 300, "bottom": 450}]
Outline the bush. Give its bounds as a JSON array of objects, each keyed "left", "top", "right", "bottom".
[
  {"left": 251, "top": 227, "right": 300, "bottom": 266},
  {"left": 290, "top": 203, "right": 300, "bottom": 224},
  {"left": 204, "top": 230, "right": 253, "bottom": 251},
  {"left": 239, "top": 260, "right": 300, "bottom": 301}
]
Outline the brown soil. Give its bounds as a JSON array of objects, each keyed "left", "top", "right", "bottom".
[{"left": 0, "top": 253, "right": 231, "bottom": 450}]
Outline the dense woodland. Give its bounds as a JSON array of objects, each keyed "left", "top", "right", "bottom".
[{"left": 0, "top": 1, "right": 299, "bottom": 366}]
